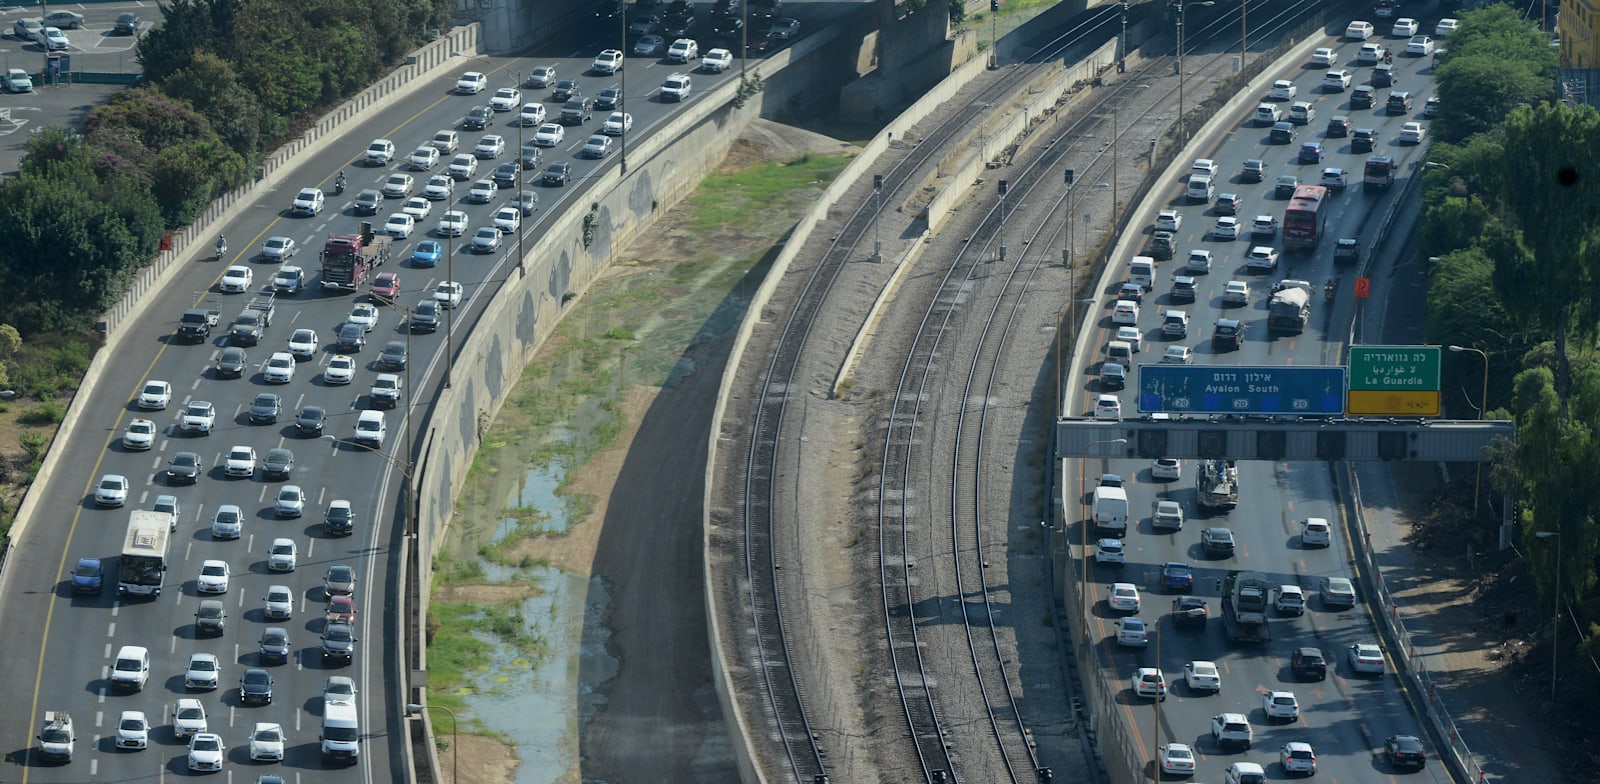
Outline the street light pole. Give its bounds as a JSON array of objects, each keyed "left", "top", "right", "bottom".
[
  {"left": 1448, "top": 345, "right": 1488, "bottom": 515},
  {"left": 1537, "top": 530, "right": 1562, "bottom": 701},
  {"left": 620, "top": 8, "right": 628, "bottom": 174},
  {"left": 406, "top": 703, "right": 458, "bottom": 784},
  {"left": 1241, "top": 0, "right": 1248, "bottom": 68},
  {"left": 1080, "top": 438, "right": 1127, "bottom": 644},
  {"left": 1173, "top": 1, "right": 1215, "bottom": 143}
]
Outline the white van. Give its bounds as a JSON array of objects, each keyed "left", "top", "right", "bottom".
[
  {"left": 1186, "top": 174, "right": 1215, "bottom": 203},
  {"left": 1129, "top": 256, "right": 1156, "bottom": 290},
  {"left": 321, "top": 702, "right": 360, "bottom": 765},
  {"left": 1094, "top": 485, "right": 1130, "bottom": 535},
  {"left": 1225, "top": 762, "right": 1267, "bottom": 784},
  {"left": 110, "top": 645, "right": 150, "bottom": 691},
  {"left": 1105, "top": 340, "right": 1134, "bottom": 365}
]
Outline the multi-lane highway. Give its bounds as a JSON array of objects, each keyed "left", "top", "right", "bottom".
[
  {"left": 1073, "top": 21, "right": 1454, "bottom": 783},
  {"left": 0, "top": 23, "right": 749, "bottom": 780}
]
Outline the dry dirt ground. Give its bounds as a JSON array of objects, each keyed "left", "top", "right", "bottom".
[{"left": 437, "top": 119, "right": 854, "bottom": 784}]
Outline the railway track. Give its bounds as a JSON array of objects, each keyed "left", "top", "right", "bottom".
[{"left": 733, "top": 0, "right": 1325, "bottom": 778}]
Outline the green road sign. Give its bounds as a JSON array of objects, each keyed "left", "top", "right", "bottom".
[{"left": 1348, "top": 346, "right": 1441, "bottom": 391}]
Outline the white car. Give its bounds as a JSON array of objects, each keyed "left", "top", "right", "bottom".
[
  {"left": 225, "top": 446, "right": 257, "bottom": 478},
  {"left": 263, "top": 583, "right": 294, "bottom": 619},
  {"left": 456, "top": 71, "right": 487, "bottom": 94},
  {"left": 1357, "top": 42, "right": 1386, "bottom": 63},
  {"left": 1108, "top": 582, "right": 1140, "bottom": 612},
  {"left": 1263, "top": 690, "right": 1300, "bottom": 721},
  {"left": 1268, "top": 80, "right": 1297, "bottom": 100},
  {"left": 1246, "top": 246, "right": 1279, "bottom": 270},
  {"left": 382, "top": 172, "right": 414, "bottom": 198},
  {"left": 1115, "top": 326, "right": 1143, "bottom": 352},
  {"left": 187, "top": 733, "right": 225, "bottom": 772},
  {"left": 115, "top": 710, "right": 150, "bottom": 750},
  {"left": 1151, "top": 457, "right": 1182, "bottom": 480},
  {"left": 447, "top": 153, "right": 478, "bottom": 180},
  {"left": 493, "top": 207, "right": 522, "bottom": 233},
  {"left": 666, "top": 38, "right": 699, "bottom": 63},
  {"left": 582, "top": 134, "right": 613, "bottom": 158},
  {"left": 365, "top": 138, "right": 396, "bottom": 165},
  {"left": 249, "top": 722, "right": 285, "bottom": 762},
  {"left": 401, "top": 196, "right": 433, "bottom": 220},
  {"left": 1154, "top": 209, "right": 1182, "bottom": 232},
  {"left": 1276, "top": 584, "right": 1306, "bottom": 615},
  {"left": 291, "top": 187, "right": 324, "bottom": 216},
  {"left": 528, "top": 64, "right": 557, "bottom": 87},
  {"left": 423, "top": 174, "right": 455, "bottom": 200},
  {"left": 408, "top": 146, "right": 439, "bottom": 170},
  {"left": 197, "top": 559, "right": 231, "bottom": 593},
  {"left": 383, "top": 213, "right": 416, "bottom": 239},
  {"left": 518, "top": 102, "right": 547, "bottom": 126},
  {"left": 1310, "top": 47, "right": 1339, "bottom": 66},
  {"left": 180, "top": 402, "right": 214, "bottom": 435},
  {"left": 275, "top": 485, "right": 305, "bottom": 518},
  {"left": 1435, "top": 18, "right": 1458, "bottom": 36},
  {"left": 1253, "top": 103, "right": 1282, "bottom": 125},
  {"left": 122, "top": 418, "right": 157, "bottom": 450},
  {"left": 1132, "top": 667, "right": 1167, "bottom": 699},
  {"left": 137, "top": 379, "right": 172, "bottom": 409},
  {"left": 1211, "top": 217, "right": 1240, "bottom": 239},
  {"left": 268, "top": 538, "right": 298, "bottom": 571},
  {"left": 348, "top": 303, "right": 379, "bottom": 332},
  {"left": 1161, "top": 743, "right": 1197, "bottom": 776},
  {"left": 1251, "top": 214, "right": 1279, "bottom": 237},
  {"left": 439, "top": 210, "right": 470, "bottom": 237},
  {"left": 354, "top": 409, "right": 387, "bottom": 447},
  {"left": 1094, "top": 394, "right": 1122, "bottom": 420},
  {"left": 1191, "top": 158, "right": 1219, "bottom": 178},
  {"left": 95, "top": 474, "right": 129, "bottom": 507},
  {"left": 1345, "top": 20, "right": 1374, "bottom": 40},
  {"left": 1407, "top": 35, "right": 1434, "bottom": 55},
  {"left": 41, "top": 26, "right": 68, "bottom": 50},
  {"left": 1301, "top": 517, "right": 1331, "bottom": 546},
  {"left": 1349, "top": 642, "right": 1386, "bottom": 673},
  {"left": 1399, "top": 121, "right": 1426, "bottom": 144},
  {"left": 1392, "top": 17, "right": 1419, "bottom": 37},
  {"left": 1185, "top": 249, "right": 1211, "bottom": 273},
  {"left": 1162, "top": 345, "right": 1193, "bottom": 364},
  {"left": 324, "top": 675, "right": 358, "bottom": 706},
  {"left": 1184, "top": 660, "right": 1221, "bottom": 692},
  {"left": 434, "top": 281, "right": 464, "bottom": 308},
  {"left": 475, "top": 134, "right": 506, "bottom": 158},
  {"left": 1095, "top": 537, "right": 1125, "bottom": 565},
  {"left": 261, "top": 236, "right": 298, "bottom": 261},
  {"left": 1115, "top": 616, "right": 1149, "bottom": 646},
  {"left": 287, "top": 328, "right": 319, "bottom": 359},
  {"left": 489, "top": 86, "right": 522, "bottom": 110},
  {"left": 1323, "top": 69, "right": 1352, "bottom": 91},
  {"left": 533, "top": 123, "right": 565, "bottom": 147},
  {"left": 220, "top": 265, "right": 253, "bottom": 292},
  {"left": 701, "top": 48, "right": 734, "bottom": 72},
  {"left": 1321, "top": 167, "right": 1348, "bottom": 190},
  {"left": 172, "top": 699, "right": 208, "bottom": 738},
  {"left": 1280, "top": 741, "right": 1318, "bottom": 775},
  {"left": 1111, "top": 300, "right": 1138, "bottom": 325},
  {"left": 4, "top": 68, "right": 32, "bottom": 93},
  {"left": 185, "top": 652, "right": 221, "bottom": 690},
  {"left": 264, "top": 351, "right": 295, "bottom": 383},
  {"left": 1223, "top": 280, "right": 1250, "bottom": 305},
  {"left": 602, "top": 112, "right": 633, "bottom": 136},
  {"left": 468, "top": 179, "right": 497, "bottom": 203},
  {"left": 593, "top": 48, "right": 625, "bottom": 74},
  {"left": 472, "top": 226, "right": 502, "bottom": 253},
  {"left": 325, "top": 354, "right": 356, "bottom": 385}
]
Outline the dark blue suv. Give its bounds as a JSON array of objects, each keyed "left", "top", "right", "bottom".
[
  {"left": 72, "top": 557, "right": 103, "bottom": 595},
  {"left": 1161, "top": 562, "right": 1194, "bottom": 592}
]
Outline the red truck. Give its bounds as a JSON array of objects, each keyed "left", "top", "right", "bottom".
[{"left": 320, "top": 222, "right": 392, "bottom": 290}]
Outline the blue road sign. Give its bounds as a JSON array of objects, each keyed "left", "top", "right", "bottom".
[{"left": 1137, "top": 365, "right": 1347, "bottom": 415}]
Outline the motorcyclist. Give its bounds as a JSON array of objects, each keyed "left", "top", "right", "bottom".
[
  {"left": 1383, "top": 49, "right": 1393, "bottom": 64},
  {"left": 216, "top": 234, "right": 227, "bottom": 256},
  {"left": 1325, "top": 278, "right": 1337, "bottom": 299},
  {"left": 335, "top": 170, "right": 347, "bottom": 192}
]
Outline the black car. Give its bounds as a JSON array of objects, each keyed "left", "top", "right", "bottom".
[
  {"left": 1147, "top": 230, "right": 1174, "bottom": 261},
  {"left": 354, "top": 189, "right": 383, "bottom": 215},
  {"left": 324, "top": 502, "right": 355, "bottom": 536},
  {"left": 194, "top": 600, "right": 226, "bottom": 636},
  {"left": 492, "top": 161, "right": 520, "bottom": 189},
  {"left": 379, "top": 341, "right": 408, "bottom": 370},
  {"left": 463, "top": 105, "right": 492, "bottom": 130},
  {"left": 337, "top": 322, "right": 366, "bottom": 352},
  {"left": 594, "top": 0, "right": 624, "bottom": 17},
  {"left": 1373, "top": 63, "right": 1396, "bottom": 87},
  {"left": 263, "top": 447, "right": 294, "bottom": 479},
  {"left": 663, "top": 12, "right": 695, "bottom": 37},
  {"left": 114, "top": 12, "right": 138, "bottom": 34},
  {"left": 1269, "top": 121, "right": 1296, "bottom": 144},
  {"left": 259, "top": 627, "right": 292, "bottom": 665},
  {"left": 249, "top": 393, "right": 282, "bottom": 424},
  {"left": 552, "top": 79, "right": 579, "bottom": 102},
  {"left": 711, "top": 14, "right": 743, "bottom": 40},
  {"left": 296, "top": 406, "right": 326, "bottom": 435},
  {"left": 1384, "top": 735, "right": 1427, "bottom": 770},
  {"left": 239, "top": 668, "right": 274, "bottom": 704},
  {"left": 1172, "top": 596, "right": 1209, "bottom": 629},
  {"left": 1291, "top": 647, "right": 1328, "bottom": 680},
  {"left": 519, "top": 144, "right": 542, "bottom": 171},
  {"left": 1352, "top": 128, "right": 1379, "bottom": 153},
  {"left": 595, "top": 84, "right": 622, "bottom": 110},
  {"left": 543, "top": 162, "right": 572, "bottom": 186},
  {"left": 410, "top": 300, "right": 441, "bottom": 332},
  {"left": 167, "top": 451, "right": 203, "bottom": 484},
  {"left": 1201, "top": 526, "right": 1236, "bottom": 556},
  {"left": 1241, "top": 158, "right": 1266, "bottom": 183},
  {"left": 1170, "top": 275, "right": 1197, "bottom": 303},
  {"left": 1212, "top": 319, "right": 1244, "bottom": 350},
  {"left": 1326, "top": 115, "right": 1351, "bottom": 137},
  {"left": 215, "top": 346, "right": 248, "bottom": 378},
  {"left": 560, "top": 97, "right": 595, "bottom": 125},
  {"left": 1351, "top": 85, "right": 1376, "bottom": 109},
  {"left": 1386, "top": 90, "right": 1412, "bottom": 113}
]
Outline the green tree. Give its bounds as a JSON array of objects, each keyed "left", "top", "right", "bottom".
[
  {"left": 1425, "top": 248, "right": 1524, "bottom": 414},
  {"left": 163, "top": 52, "right": 274, "bottom": 160},
  {"left": 0, "top": 324, "right": 19, "bottom": 388},
  {"left": 1512, "top": 365, "right": 1600, "bottom": 625},
  {"left": 136, "top": 0, "right": 241, "bottom": 82},
  {"left": 1430, "top": 5, "right": 1556, "bottom": 144}
]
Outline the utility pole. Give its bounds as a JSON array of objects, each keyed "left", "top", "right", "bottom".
[{"left": 871, "top": 174, "right": 883, "bottom": 263}]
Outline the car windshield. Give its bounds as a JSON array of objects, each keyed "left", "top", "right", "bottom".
[
  {"left": 192, "top": 738, "right": 220, "bottom": 751},
  {"left": 326, "top": 626, "right": 353, "bottom": 642},
  {"left": 178, "top": 705, "right": 203, "bottom": 719},
  {"left": 245, "top": 672, "right": 269, "bottom": 686},
  {"left": 201, "top": 564, "right": 225, "bottom": 576}
]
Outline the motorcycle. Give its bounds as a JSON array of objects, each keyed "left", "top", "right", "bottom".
[
  {"left": 1324, "top": 279, "right": 1337, "bottom": 302},
  {"left": 1383, "top": 50, "right": 1394, "bottom": 65},
  {"left": 216, "top": 238, "right": 227, "bottom": 259},
  {"left": 334, "top": 173, "right": 347, "bottom": 194}
]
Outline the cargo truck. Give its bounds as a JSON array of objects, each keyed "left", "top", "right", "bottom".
[
  {"left": 321, "top": 222, "right": 391, "bottom": 290},
  {"left": 1267, "top": 280, "right": 1311, "bottom": 333},
  {"left": 1222, "top": 571, "right": 1272, "bottom": 642},
  {"left": 1196, "top": 459, "right": 1239, "bottom": 512}
]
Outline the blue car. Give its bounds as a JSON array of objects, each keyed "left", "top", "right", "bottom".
[
  {"left": 412, "top": 240, "right": 442, "bottom": 268},
  {"left": 1161, "top": 561, "right": 1194, "bottom": 593},
  {"left": 72, "top": 557, "right": 104, "bottom": 595}
]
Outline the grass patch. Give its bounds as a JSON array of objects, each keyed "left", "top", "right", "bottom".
[
  {"left": 685, "top": 154, "right": 852, "bottom": 234},
  {"left": 17, "top": 401, "right": 62, "bottom": 426},
  {"left": 424, "top": 600, "right": 549, "bottom": 716}
]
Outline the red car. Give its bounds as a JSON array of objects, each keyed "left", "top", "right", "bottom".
[
  {"left": 325, "top": 595, "right": 357, "bottom": 625},
  {"left": 746, "top": 34, "right": 780, "bottom": 54},
  {"left": 369, "top": 272, "right": 400, "bottom": 302}
]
